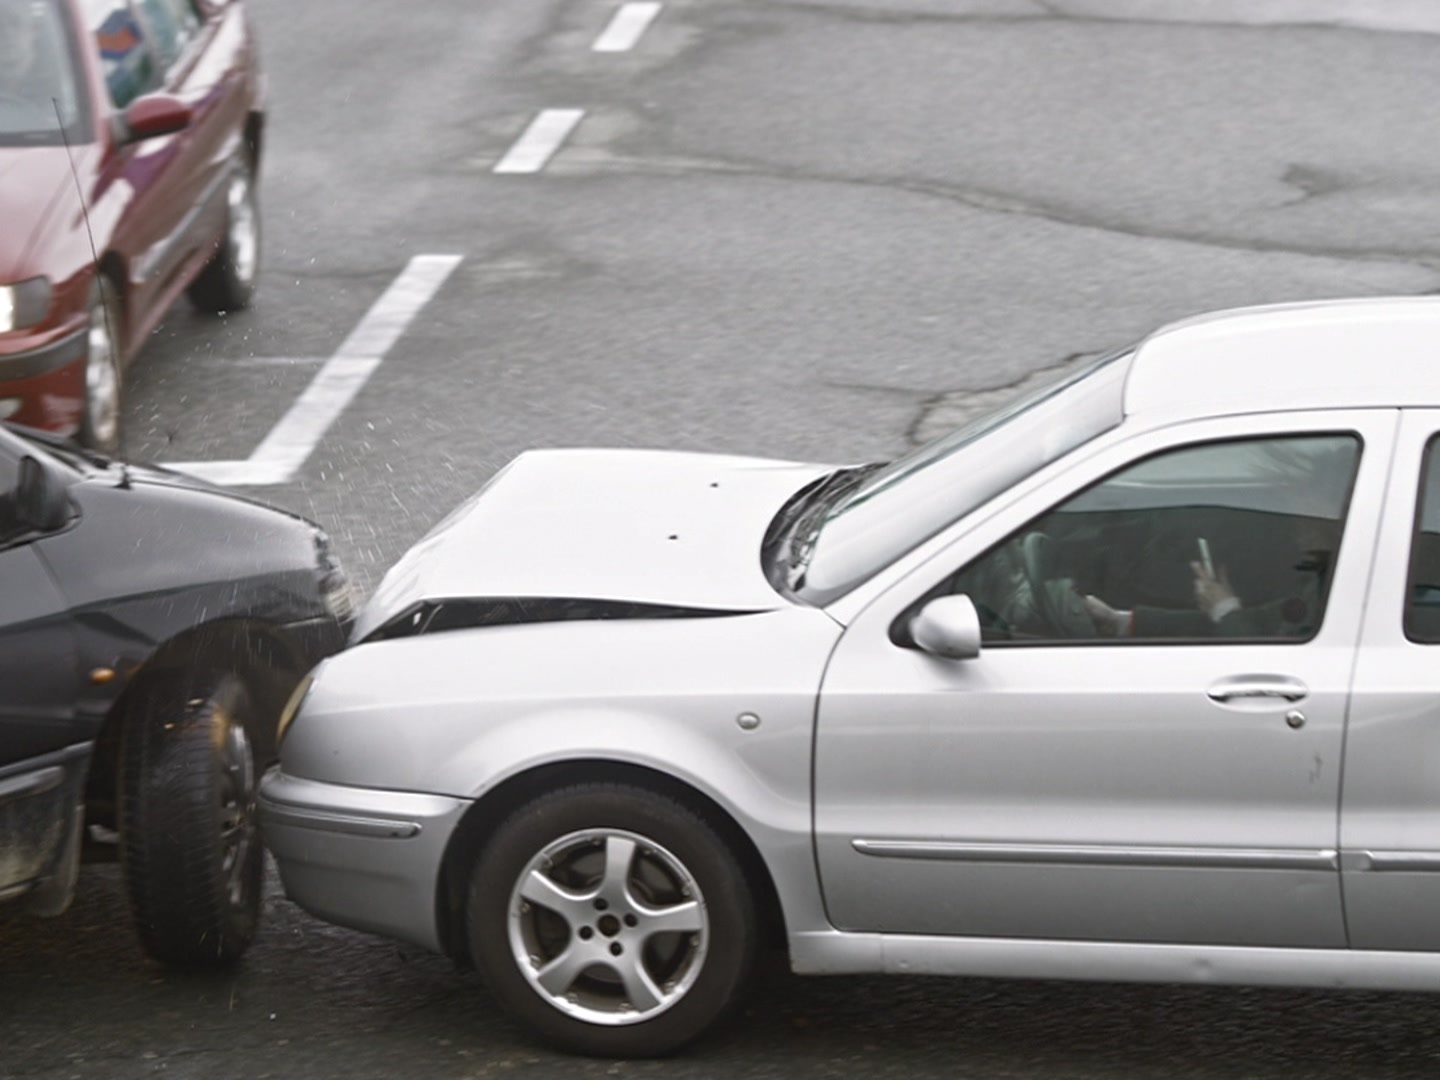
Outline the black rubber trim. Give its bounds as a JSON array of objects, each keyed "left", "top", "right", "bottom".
[
  {"left": 364, "top": 596, "right": 761, "bottom": 643},
  {"left": 0, "top": 766, "right": 63, "bottom": 805},
  {"left": 0, "top": 741, "right": 90, "bottom": 784}
]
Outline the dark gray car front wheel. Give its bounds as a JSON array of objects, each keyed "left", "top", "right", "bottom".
[
  {"left": 468, "top": 782, "right": 758, "bottom": 1057},
  {"left": 119, "top": 670, "right": 263, "bottom": 967}
]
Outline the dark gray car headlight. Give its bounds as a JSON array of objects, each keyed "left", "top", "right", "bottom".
[{"left": 314, "top": 530, "right": 356, "bottom": 623}]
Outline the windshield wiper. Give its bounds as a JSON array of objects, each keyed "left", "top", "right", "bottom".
[
  {"left": 3, "top": 421, "right": 116, "bottom": 470},
  {"left": 780, "top": 462, "right": 885, "bottom": 590}
]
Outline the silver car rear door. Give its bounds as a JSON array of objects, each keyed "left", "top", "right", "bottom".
[{"left": 1342, "top": 407, "right": 1440, "bottom": 950}]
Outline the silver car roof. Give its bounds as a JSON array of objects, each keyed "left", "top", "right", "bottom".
[{"left": 1127, "top": 297, "right": 1440, "bottom": 420}]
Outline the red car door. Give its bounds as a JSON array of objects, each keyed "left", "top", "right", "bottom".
[
  {"left": 131, "top": 0, "right": 253, "bottom": 315},
  {"left": 79, "top": 0, "right": 249, "bottom": 351}
]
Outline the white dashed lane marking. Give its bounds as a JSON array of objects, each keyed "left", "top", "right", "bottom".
[
  {"left": 166, "top": 254, "right": 463, "bottom": 486},
  {"left": 593, "top": 2, "right": 662, "bottom": 52},
  {"left": 492, "top": 109, "right": 585, "bottom": 174},
  {"left": 170, "top": 6, "right": 662, "bottom": 483}
]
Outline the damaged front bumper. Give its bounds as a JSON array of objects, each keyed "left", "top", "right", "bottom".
[{"left": 257, "top": 769, "right": 469, "bottom": 952}]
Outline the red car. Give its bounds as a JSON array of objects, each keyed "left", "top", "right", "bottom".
[{"left": 0, "top": 0, "right": 263, "bottom": 452}]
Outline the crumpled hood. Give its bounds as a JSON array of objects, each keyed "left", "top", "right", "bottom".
[{"left": 352, "top": 448, "right": 833, "bottom": 641}]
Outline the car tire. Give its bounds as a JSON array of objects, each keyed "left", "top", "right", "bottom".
[
  {"left": 468, "top": 782, "right": 757, "bottom": 1057},
  {"left": 187, "top": 159, "right": 260, "bottom": 313},
  {"left": 118, "top": 670, "right": 263, "bottom": 968},
  {"left": 78, "top": 277, "right": 123, "bottom": 455}
]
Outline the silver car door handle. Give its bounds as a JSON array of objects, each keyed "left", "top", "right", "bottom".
[{"left": 1207, "top": 676, "right": 1309, "bottom": 705}]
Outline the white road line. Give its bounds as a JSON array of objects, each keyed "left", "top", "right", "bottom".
[
  {"left": 167, "top": 458, "right": 295, "bottom": 486},
  {"left": 240, "top": 354, "right": 385, "bottom": 480},
  {"left": 165, "top": 254, "right": 463, "bottom": 486},
  {"left": 334, "top": 256, "right": 461, "bottom": 357},
  {"left": 493, "top": 109, "right": 585, "bottom": 174},
  {"left": 593, "top": 2, "right": 662, "bottom": 52}
]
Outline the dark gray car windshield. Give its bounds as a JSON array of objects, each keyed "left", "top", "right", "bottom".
[
  {"left": 796, "top": 349, "right": 1132, "bottom": 604},
  {"left": 0, "top": 0, "right": 87, "bottom": 146}
]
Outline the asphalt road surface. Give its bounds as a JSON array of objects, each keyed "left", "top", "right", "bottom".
[{"left": 10, "top": 0, "right": 1440, "bottom": 1076}]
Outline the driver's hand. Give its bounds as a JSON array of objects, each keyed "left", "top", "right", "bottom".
[
  {"left": 1084, "top": 594, "right": 1131, "bottom": 637},
  {"left": 1191, "top": 561, "right": 1240, "bottom": 622}
]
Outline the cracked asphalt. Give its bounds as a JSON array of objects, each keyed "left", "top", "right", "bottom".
[{"left": 11, "top": 0, "right": 1440, "bottom": 1075}]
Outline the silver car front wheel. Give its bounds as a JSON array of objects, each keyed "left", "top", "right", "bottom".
[
  {"left": 508, "top": 828, "right": 709, "bottom": 1025},
  {"left": 469, "top": 783, "right": 757, "bottom": 1057}
]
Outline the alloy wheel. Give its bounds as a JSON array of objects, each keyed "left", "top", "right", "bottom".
[
  {"left": 506, "top": 829, "right": 709, "bottom": 1026},
  {"left": 227, "top": 172, "right": 258, "bottom": 289},
  {"left": 217, "top": 718, "right": 257, "bottom": 910}
]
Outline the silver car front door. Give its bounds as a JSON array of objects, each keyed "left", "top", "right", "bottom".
[
  {"left": 1342, "top": 409, "right": 1440, "bottom": 950},
  {"left": 815, "top": 409, "right": 1397, "bottom": 948}
]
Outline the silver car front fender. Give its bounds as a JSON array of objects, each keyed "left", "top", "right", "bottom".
[{"left": 279, "top": 608, "right": 845, "bottom": 937}]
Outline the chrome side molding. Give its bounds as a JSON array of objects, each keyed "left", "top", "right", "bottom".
[
  {"left": 851, "top": 839, "right": 1339, "bottom": 871},
  {"left": 1342, "top": 850, "right": 1440, "bottom": 872}
]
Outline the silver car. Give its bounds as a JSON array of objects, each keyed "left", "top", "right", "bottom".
[{"left": 260, "top": 298, "right": 1440, "bottom": 1056}]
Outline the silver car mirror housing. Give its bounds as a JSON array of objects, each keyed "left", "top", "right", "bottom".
[{"left": 910, "top": 594, "right": 982, "bottom": 660}]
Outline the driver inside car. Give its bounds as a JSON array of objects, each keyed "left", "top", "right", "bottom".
[
  {"left": 947, "top": 435, "right": 1359, "bottom": 644},
  {"left": 1082, "top": 515, "right": 1339, "bottom": 639}
]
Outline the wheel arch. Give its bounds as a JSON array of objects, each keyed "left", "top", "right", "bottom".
[
  {"left": 85, "top": 618, "right": 309, "bottom": 828},
  {"left": 244, "top": 109, "right": 264, "bottom": 174},
  {"left": 433, "top": 759, "right": 789, "bottom": 968}
]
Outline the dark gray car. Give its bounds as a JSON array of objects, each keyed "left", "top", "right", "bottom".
[{"left": 0, "top": 421, "right": 349, "bottom": 966}]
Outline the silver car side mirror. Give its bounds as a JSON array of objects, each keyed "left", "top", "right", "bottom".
[{"left": 910, "top": 594, "right": 982, "bottom": 660}]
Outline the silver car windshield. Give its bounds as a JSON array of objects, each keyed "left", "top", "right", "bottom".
[
  {"left": 0, "top": 0, "right": 85, "bottom": 145},
  {"left": 796, "top": 349, "right": 1132, "bottom": 604}
]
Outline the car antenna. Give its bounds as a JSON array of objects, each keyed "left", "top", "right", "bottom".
[{"left": 53, "top": 97, "right": 131, "bottom": 488}]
